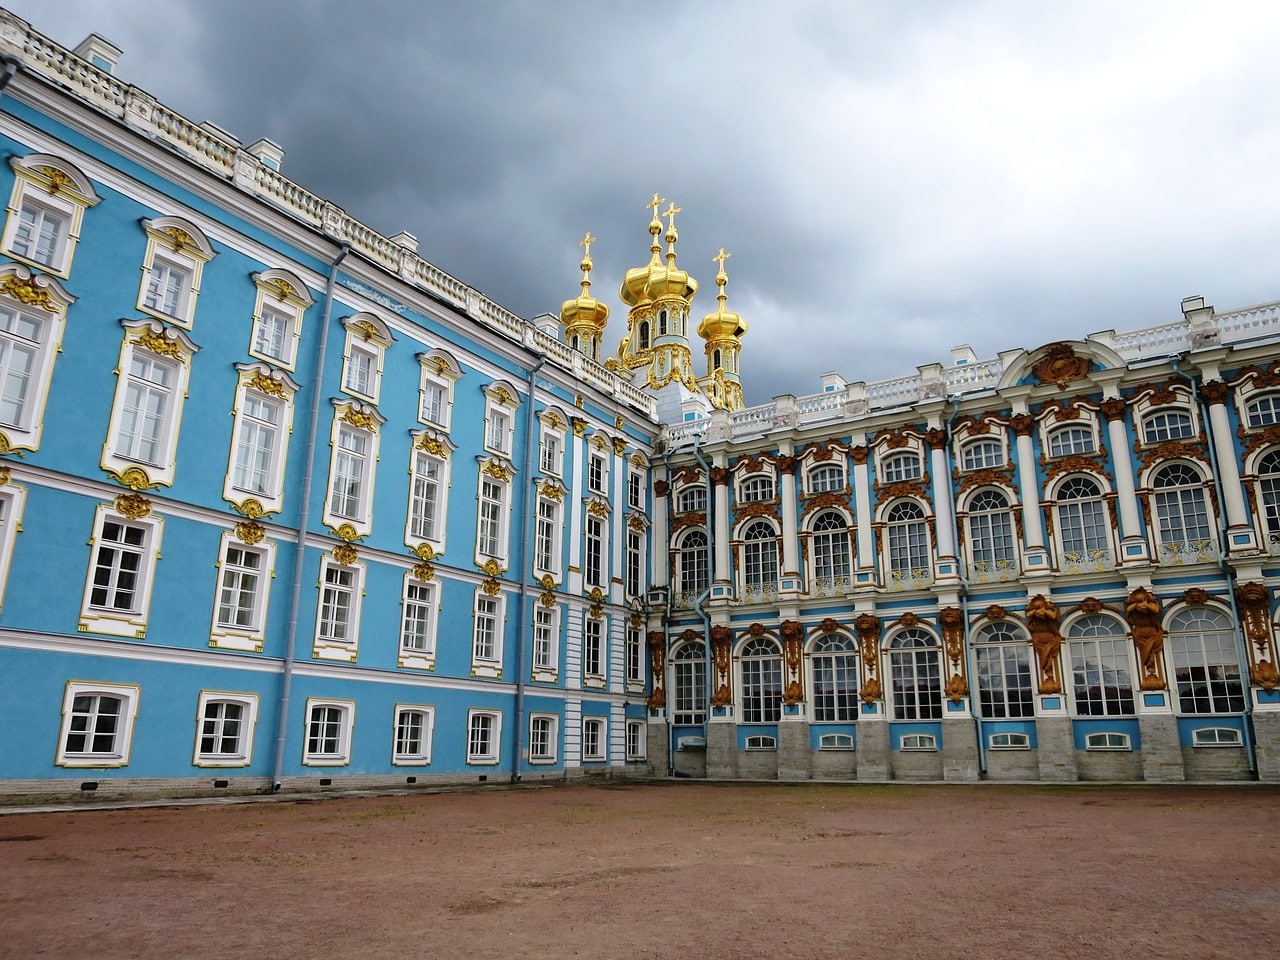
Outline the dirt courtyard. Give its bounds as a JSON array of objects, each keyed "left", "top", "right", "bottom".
[{"left": 1, "top": 781, "right": 1276, "bottom": 960}]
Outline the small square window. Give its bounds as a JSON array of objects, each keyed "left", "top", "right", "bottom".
[
  {"left": 1084, "top": 731, "right": 1131, "bottom": 751},
  {"left": 900, "top": 733, "right": 937, "bottom": 751},
  {"left": 1191, "top": 727, "right": 1241, "bottom": 747},
  {"left": 988, "top": 731, "right": 1030, "bottom": 750},
  {"left": 745, "top": 735, "right": 777, "bottom": 750}
]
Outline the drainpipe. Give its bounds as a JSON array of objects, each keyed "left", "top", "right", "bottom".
[
  {"left": 511, "top": 356, "right": 548, "bottom": 782},
  {"left": 271, "top": 243, "right": 350, "bottom": 791},
  {"left": 1171, "top": 356, "right": 1257, "bottom": 774},
  {"left": 657, "top": 442, "right": 677, "bottom": 777},
  {"left": 944, "top": 396, "right": 987, "bottom": 776},
  {"left": 689, "top": 430, "right": 716, "bottom": 759}
]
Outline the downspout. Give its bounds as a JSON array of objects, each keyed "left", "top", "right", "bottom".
[
  {"left": 511, "top": 356, "right": 548, "bottom": 782},
  {"left": 658, "top": 442, "right": 677, "bottom": 778},
  {"left": 945, "top": 396, "right": 987, "bottom": 776},
  {"left": 271, "top": 243, "right": 350, "bottom": 791},
  {"left": 1171, "top": 356, "right": 1257, "bottom": 775},
  {"left": 689, "top": 431, "right": 716, "bottom": 760}
]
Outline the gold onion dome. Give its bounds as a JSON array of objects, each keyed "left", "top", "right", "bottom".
[
  {"left": 559, "top": 232, "right": 609, "bottom": 332},
  {"left": 698, "top": 248, "right": 746, "bottom": 340},
  {"left": 620, "top": 193, "right": 668, "bottom": 307},
  {"left": 643, "top": 201, "right": 697, "bottom": 302}
]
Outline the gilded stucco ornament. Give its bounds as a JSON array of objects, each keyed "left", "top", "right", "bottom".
[
  {"left": 0, "top": 464, "right": 9, "bottom": 485},
  {"left": 108, "top": 465, "right": 158, "bottom": 491},
  {"left": 412, "top": 561, "right": 436, "bottom": 582},
  {"left": 1031, "top": 342, "right": 1091, "bottom": 388},
  {"left": 710, "top": 624, "right": 733, "bottom": 706},
  {"left": 1026, "top": 594, "right": 1063, "bottom": 695},
  {"left": 612, "top": 438, "right": 628, "bottom": 456},
  {"left": 332, "top": 543, "right": 358, "bottom": 565},
  {"left": 333, "top": 522, "right": 360, "bottom": 543},
  {"left": 234, "top": 520, "right": 265, "bottom": 544},
  {"left": 479, "top": 558, "right": 504, "bottom": 577},
  {"left": 539, "top": 590, "right": 557, "bottom": 608},
  {"left": 35, "top": 165, "right": 74, "bottom": 194},
  {"left": 0, "top": 432, "right": 18, "bottom": 457},
  {"left": 261, "top": 277, "right": 297, "bottom": 302},
  {"left": 482, "top": 460, "right": 513, "bottom": 481},
  {"left": 653, "top": 480, "right": 670, "bottom": 497},
  {"left": 114, "top": 492, "right": 152, "bottom": 519},
  {"left": 234, "top": 498, "right": 267, "bottom": 519},
  {"left": 986, "top": 604, "right": 1008, "bottom": 621},
  {"left": 854, "top": 613, "right": 882, "bottom": 702},
  {"left": 0, "top": 273, "right": 57, "bottom": 311},
  {"left": 413, "top": 543, "right": 438, "bottom": 561},
  {"left": 340, "top": 407, "right": 378, "bottom": 432},
  {"left": 135, "top": 328, "right": 184, "bottom": 360},
  {"left": 481, "top": 577, "right": 502, "bottom": 596}
]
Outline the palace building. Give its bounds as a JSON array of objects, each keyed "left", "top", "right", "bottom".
[{"left": 1, "top": 11, "right": 1278, "bottom": 802}]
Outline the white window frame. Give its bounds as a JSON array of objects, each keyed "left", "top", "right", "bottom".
[
  {"left": 1084, "top": 731, "right": 1132, "bottom": 751},
  {"left": 248, "top": 269, "right": 312, "bottom": 370},
  {"left": 476, "top": 464, "right": 513, "bottom": 565},
  {"left": 0, "top": 264, "right": 75, "bottom": 453},
  {"left": 398, "top": 574, "right": 439, "bottom": 670},
  {"left": 405, "top": 434, "right": 453, "bottom": 553},
  {"left": 533, "top": 493, "right": 563, "bottom": 578},
  {"left": 584, "top": 615, "right": 606, "bottom": 685},
  {"left": 1245, "top": 394, "right": 1280, "bottom": 430},
  {"left": 626, "top": 622, "right": 645, "bottom": 689},
  {"left": 209, "top": 531, "right": 274, "bottom": 652},
  {"left": 392, "top": 704, "right": 435, "bottom": 765},
  {"left": 989, "top": 731, "right": 1031, "bottom": 750},
  {"left": 677, "top": 484, "right": 707, "bottom": 514},
  {"left": 223, "top": 363, "right": 299, "bottom": 516},
  {"left": 467, "top": 709, "right": 502, "bottom": 765},
  {"left": 313, "top": 557, "right": 364, "bottom": 661},
  {"left": 819, "top": 732, "right": 854, "bottom": 750},
  {"left": 417, "top": 350, "right": 461, "bottom": 429},
  {"left": 528, "top": 713, "right": 559, "bottom": 764},
  {"left": 192, "top": 691, "right": 259, "bottom": 767},
  {"left": 584, "top": 510, "right": 608, "bottom": 589},
  {"left": 1192, "top": 726, "right": 1242, "bottom": 747},
  {"left": 581, "top": 717, "right": 607, "bottom": 762},
  {"left": 79, "top": 503, "right": 164, "bottom": 638},
  {"left": 880, "top": 451, "right": 923, "bottom": 483},
  {"left": 627, "top": 467, "right": 644, "bottom": 510},
  {"left": 1141, "top": 408, "right": 1196, "bottom": 445},
  {"left": 339, "top": 313, "right": 392, "bottom": 405},
  {"left": 2, "top": 154, "right": 101, "bottom": 278},
  {"left": 806, "top": 462, "right": 846, "bottom": 494},
  {"left": 322, "top": 402, "right": 385, "bottom": 538},
  {"left": 738, "top": 473, "right": 775, "bottom": 503},
  {"left": 471, "top": 589, "right": 506, "bottom": 678},
  {"left": 0, "top": 478, "right": 25, "bottom": 614},
  {"left": 1047, "top": 424, "right": 1096, "bottom": 458},
  {"left": 532, "top": 602, "right": 560, "bottom": 679},
  {"left": 900, "top": 733, "right": 938, "bottom": 751},
  {"left": 588, "top": 448, "right": 608, "bottom": 494},
  {"left": 55, "top": 681, "right": 140, "bottom": 768},
  {"left": 626, "top": 527, "right": 645, "bottom": 598},
  {"left": 134, "top": 217, "right": 214, "bottom": 328},
  {"left": 745, "top": 734, "right": 778, "bottom": 750},
  {"left": 540, "top": 425, "right": 564, "bottom": 476},
  {"left": 101, "top": 320, "right": 199, "bottom": 489},
  {"left": 626, "top": 719, "right": 647, "bottom": 761},
  {"left": 482, "top": 381, "right": 519, "bottom": 458},
  {"left": 960, "top": 438, "right": 1005, "bottom": 471},
  {"left": 302, "top": 698, "right": 355, "bottom": 766}
]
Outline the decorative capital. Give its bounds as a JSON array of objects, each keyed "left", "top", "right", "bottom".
[
  {"left": 1009, "top": 414, "right": 1035, "bottom": 437},
  {"left": 709, "top": 466, "right": 730, "bottom": 486},
  {"left": 1199, "top": 380, "right": 1230, "bottom": 405},
  {"left": 850, "top": 445, "right": 869, "bottom": 465},
  {"left": 653, "top": 479, "right": 669, "bottom": 497},
  {"left": 925, "top": 428, "right": 947, "bottom": 451},
  {"left": 1100, "top": 397, "right": 1128, "bottom": 422},
  {"left": 775, "top": 455, "right": 798, "bottom": 475}
]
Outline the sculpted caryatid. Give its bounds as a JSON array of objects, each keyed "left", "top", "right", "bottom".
[
  {"left": 1025, "top": 594, "right": 1063, "bottom": 694},
  {"left": 1126, "top": 586, "right": 1166, "bottom": 691}
]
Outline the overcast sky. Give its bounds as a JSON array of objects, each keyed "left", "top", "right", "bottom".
[{"left": 9, "top": 1, "right": 1280, "bottom": 405}]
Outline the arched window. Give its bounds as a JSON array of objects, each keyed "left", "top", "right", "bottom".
[
  {"left": 638, "top": 320, "right": 650, "bottom": 350},
  {"left": 966, "top": 489, "right": 1016, "bottom": 580},
  {"left": 1168, "top": 606, "right": 1245, "bottom": 714},
  {"left": 811, "top": 633, "right": 858, "bottom": 722},
  {"left": 810, "top": 510, "right": 851, "bottom": 588},
  {"left": 1151, "top": 462, "right": 1213, "bottom": 562},
  {"left": 677, "top": 529, "right": 710, "bottom": 598},
  {"left": 889, "top": 628, "right": 942, "bottom": 720},
  {"left": 658, "top": 309, "right": 668, "bottom": 336},
  {"left": 741, "top": 520, "right": 779, "bottom": 592},
  {"left": 739, "top": 474, "right": 775, "bottom": 502},
  {"left": 1048, "top": 424, "right": 1096, "bottom": 458},
  {"left": 1055, "top": 475, "right": 1110, "bottom": 568},
  {"left": 1246, "top": 394, "right": 1280, "bottom": 429},
  {"left": 886, "top": 500, "right": 929, "bottom": 585},
  {"left": 676, "top": 484, "right": 707, "bottom": 513},
  {"left": 1142, "top": 409, "right": 1194, "bottom": 444},
  {"left": 1067, "top": 614, "right": 1135, "bottom": 716},
  {"left": 881, "top": 452, "right": 922, "bottom": 482},
  {"left": 807, "top": 463, "right": 845, "bottom": 493},
  {"left": 961, "top": 439, "right": 1004, "bottom": 471},
  {"left": 1258, "top": 449, "right": 1280, "bottom": 549},
  {"left": 739, "top": 636, "right": 783, "bottom": 723},
  {"left": 671, "top": 643, "right": 707, "bottom": 725},
  {"left": 712, "top": 348, "right": 721, "bottom": 370},
  {"left": 974, "top": 621, "right": 1033, "bottom": 718}
]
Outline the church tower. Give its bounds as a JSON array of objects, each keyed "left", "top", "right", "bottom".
[
  {"left": 559, "top": 231, "right": 609, "bottom": 361},
  {"left": 696, "top": 248, "right": 747, "bottom": 411},
  {"left": 615, "top": 195, "right": 699, "bottom": 393}
]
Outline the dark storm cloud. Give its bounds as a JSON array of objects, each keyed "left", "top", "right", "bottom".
[{"left": 9, "top": 1, "right": 1280, "bottom": 407}]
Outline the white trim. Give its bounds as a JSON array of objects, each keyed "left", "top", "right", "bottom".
[
  {"left": 55, "top": 681, "right": 140, "bottom": 768},
  {"left": 302, "top": 698, "right": 355, "bottom": 766},
  {"left": 192, "top": 690, "right": 259, "bottom": 767}
]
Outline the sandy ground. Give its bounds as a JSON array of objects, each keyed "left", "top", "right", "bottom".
[{"left": 0, "top": 781, "right": 1276, "bottom": 960}]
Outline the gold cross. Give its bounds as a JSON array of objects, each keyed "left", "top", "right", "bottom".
[
  {"left": 647, "top": 193, "right": 665, "bottom": 217},
  {"left": 713, "top": 248, "right": 731, "bottom": 269},
  {"left": 580, "top": 232, "right": 596, "bottom": 257},
  {"left": 661, "top": 201, "right": 681, "bottom": 230}
]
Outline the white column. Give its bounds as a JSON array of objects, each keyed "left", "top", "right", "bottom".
[
  {"left": 851, "top": 445, "right": 876, "bottom": 585},
  {"left": 1202, "top": 380, "right": 1259, "bottom": 553},
  {"left": 712, "top": 460, "right": 731, "bottom": 586},
  {"left": 1100, "top": 396, "right": 1149, "bottom": 564},
  {"left": 1010, "top": 413, "right": 1050, "bottom": 575},
  {"left": 651, "top": 468, "right": 670, "bottom": 589},
  {"left": 778, "top": 453, "right": 800, "bottom": 586}
]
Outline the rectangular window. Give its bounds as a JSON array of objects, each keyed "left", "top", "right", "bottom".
[
  {"left": 534, "top": 498, "right": 559, "bottom": 574},
  {"left": 533, "top": 604, "right": 558, "bottom": 672},
  {"left": 0, "top": 486, "right": 22, "bottom": 611},
  {"left": 89, "top": 518, "right": 148, "bottom": 613},
  {"left": 486, "top": 409, "right": 511, "bottom": 455},
  {"left": 316, "top": 561, "right": 361, "bottom": 653},
  {"left": 626, "top": 529, "right": 643, "bottom": 597},
  {"left": 540, "top": 430, "right": 562, "bottom": 475},
  {"left": 57, "top": 682, "right": 141, "bottom": 768},
  {"left": 2, "top": 159, "right": 98, "bottom": 278},
  {"left": 628, "top": 470, "right": 643, "bottom": 510},
  {"left": 626, "top": 719, "right": 646, "bottom": 761},
  {"left": 584, "top": 617, "right": 605, "bottom": 680},
  {"left": 0, "top": 301, "right": 46, "bottom": 429},
  {"left": 473, "top": 594, "right": 501, "bottom": 663},
  {"left": 343, "top": 342, "right": 377, "bottom": 399},
  {"left": 400, "top": 580, "right": 436, "bottom": 655},
  {"left": 303, "top": 699, "right": 354, "bottom": 765},
  {"left": 329, "top": 425, "right": 369, "bottom": 520},
  {"left": 193, "top": 693, "right": 259, "bottom": 767},
  {"left": 393, "top": 706, "right": 434, "bottom": 764},
  {"left": 529, "top": 714, "right": 557, "bottom": 763},
  {"left": 626, "top": 624, "right": 644, "bottom": 686},
  {"left": 582, "top": 717, "right": 606, "bottom": 761},
  {"left": 588, "top": 452, "right": 607, "bottom": 493},
  {"left": 141, "top": 256, "right": 191, "bottom": 320},
  {"left": 215, "top": 543, "right": 267, "bottom": 631},
  {"left": 477, "top": 476, "right": 508, "bottom": 560},
  {"left": 409, "top": 452, "right": 441, "bottom": 541},
  {"left": 117, "top": 352, "right": 177, "bottom": 466},
  {"left": 467, "top": 709, "right": 501, "bottom": 764},
  {"left": 253, "top": 303, "right": 293, "bottom": 362},
  {"left": 585, "top": 514, "right": 605, "bottom": 588},
  {"left": 419, "top": 381, "right": 446, "bottom": 425},
  {"left": 231, "top": 392, "right": 283, "bottom": 496},
  {"left": 11, "top": 199, "right": 67, "bottom": 268}
]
